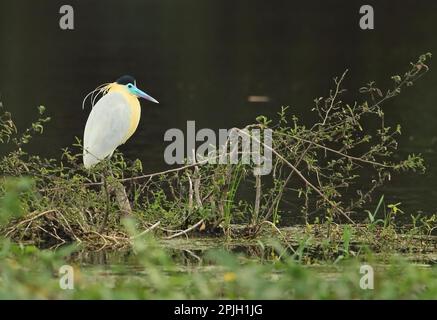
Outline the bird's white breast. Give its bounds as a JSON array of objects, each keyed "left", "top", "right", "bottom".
[{"left": 83, "top": 92, "right": 134, "bottom": 168}]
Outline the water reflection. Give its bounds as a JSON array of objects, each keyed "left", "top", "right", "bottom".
[{"left": 69, "top": 239, "right": 437, "bottom": 270}]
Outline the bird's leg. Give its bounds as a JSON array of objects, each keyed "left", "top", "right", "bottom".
[
  {"left": 99, "top": 162, "right": 111, "bottom": 233},
  {"left": 114, "top": 184, "right": 132, "bottom": 217},
  {"left": 106, "top": 159, "right": 132, "bottom": 218}
]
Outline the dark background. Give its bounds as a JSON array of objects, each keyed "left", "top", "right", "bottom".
[{"left": 0, "top": 0, "right": 436, "bottom": 216}]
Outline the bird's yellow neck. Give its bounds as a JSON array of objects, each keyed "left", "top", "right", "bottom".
[{"left": 106, "top": 83, "right": 141, "bottom": 142}]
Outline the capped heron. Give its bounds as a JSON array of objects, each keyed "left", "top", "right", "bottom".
[
  {"left": 83, "top": 75, "right": 158, "bottom": 168},
  {"left": 82, "top": 75, "right": 158, "bottom": 230}
]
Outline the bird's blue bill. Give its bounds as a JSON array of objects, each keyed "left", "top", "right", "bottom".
[{"left": 132, "top": 86, "right": 159, "bottom": 103}]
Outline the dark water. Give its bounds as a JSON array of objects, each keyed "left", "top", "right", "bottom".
[{"left": 1, "top": 0, "right": 437, "bottom": 217}]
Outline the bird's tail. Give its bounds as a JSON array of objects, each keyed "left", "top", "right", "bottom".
[{"left": 83, "top": 149, "right": 101, "bottom": 169}]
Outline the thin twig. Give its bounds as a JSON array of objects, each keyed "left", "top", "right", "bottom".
[
  {"left": 165, "top": 219, "right": 204, "bottom": 239},
  {"left": 322, "top": 70, "right": 348, "bottom": 125},
  {"left": 259, "top": 220, "right": 296, "bottom": 254},
  {"left": 4, "top": 209, "right": 57, "bottom": 237},
  {"left": 131, "top": 221, "right": 161, "bottom": 239},
  {"left": 282, "top": 134, "right": 391, "bottom": 168},
  {"left": 236, "top": 128, "right": 356, "bottom": 224}
]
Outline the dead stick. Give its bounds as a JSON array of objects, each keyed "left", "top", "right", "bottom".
[
  {"left": 131, "top": 221, "right": 161, "bottom": 239},
  {"left": 99, "top": 166, "right": 111, "bottom": 232},
  {"left": 165, "top": 219, "right": 204, "bottom": 239}
]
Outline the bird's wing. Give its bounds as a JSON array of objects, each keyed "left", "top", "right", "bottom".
[{"left": 83, "top": 92, "right": 132, "bottom": 168}]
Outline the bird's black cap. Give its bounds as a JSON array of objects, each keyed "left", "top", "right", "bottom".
[{"left": 116, "top": 75, "right": 136, "bottom": 85}]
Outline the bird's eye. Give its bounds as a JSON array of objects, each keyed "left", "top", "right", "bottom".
[{"left": 127, "top": 83, "right": 133, "bottom": 88}]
